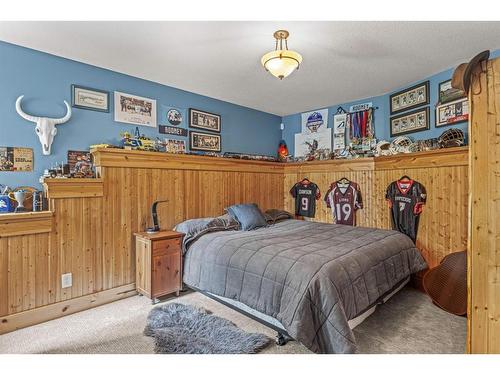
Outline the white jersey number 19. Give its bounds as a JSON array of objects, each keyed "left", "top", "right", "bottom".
[{"left": 335, "top": 203, "right": 352, "bottom": 221}]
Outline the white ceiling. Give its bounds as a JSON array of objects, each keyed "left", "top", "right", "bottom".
[{"left": 1, "top": 21, "right": 500, "bottom": 116}]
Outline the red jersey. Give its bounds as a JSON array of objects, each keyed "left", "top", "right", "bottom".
[{"left": 324, "top": 181, "right": 363, "bottom": 225}]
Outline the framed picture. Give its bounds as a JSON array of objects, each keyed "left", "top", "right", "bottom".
[
  {"left": 436, "top": 98, "right": 469, "bottom": 127},
  {"left": 164, "top": 138, "right": 186, "bottom": 154},
  {"left": 189, "top": 108, "right": 221, "bottom": 133},
  {"left": 438, "top": 79, "right": 466, "bottom": 104},
  {"left": 0, "top": 147, "right": 33, "bottom": 171},
  {"left": 114, "top": 91, "right": 157, "bottom": 127},
  {"left": 390, "top": 81, "right": 430, "bottom": 115},
  {"left": 390, "top": 107, "right": 430, "bottom": 137},
  {"left": 71, "top": 85, "right": 110, "bottom": 112},
  {"left": 189, "top": 131, "right": 221, "bottom": 152},
  {"left": 67, "top": 150, "right": 95, "bottom": 178}
]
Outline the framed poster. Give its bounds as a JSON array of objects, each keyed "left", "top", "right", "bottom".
[
  {"left": 114, "top": 91, "right": 157, "bottom": 127},
  {"left": 189, "top": 108, "right": 221, "bottom": 133},
  {"left": 189, "top": 131, "right": 221, "bottom": 152},
  {"left": 301, "top": 109, "right": 328, "bottom": 134},
  {"left": 294, "top": 128, "right": 332, "bottom": 157},
  {"left": 438, "top": 79, "right": 466, "bottom": 104},
  {"left": 390, "top": 81, "right": 430, "bottom": 115},
  {"left": 390, "top": 107, "right": 430, "bottom": 137},
  {"left": 0, "top": 147, "right": 33, "bottom": 171},
  {"left": 332, "top": 113, "right": 347, "bottom": 150},
  {"left": 436, "top": 98, "right": 469, "bottom": 127},
  {"left": 71, "top": 85, "right": 110, "bottom": 112}
]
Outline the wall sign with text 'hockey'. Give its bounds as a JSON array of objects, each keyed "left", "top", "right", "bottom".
[{"left": 159, "top": 125, "right": 188, "bottom": 136}]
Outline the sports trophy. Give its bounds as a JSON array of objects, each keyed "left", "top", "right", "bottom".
[{"left": 8, "top": 189, "right": 32, "bottom": 212}]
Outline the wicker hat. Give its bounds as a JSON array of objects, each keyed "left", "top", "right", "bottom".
[{"left": 451, "top": 50, "right": 490, "bottom": 94}]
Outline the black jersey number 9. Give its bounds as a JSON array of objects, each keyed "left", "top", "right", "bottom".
[{"left": 301, "top": 197, "right": 309, "bottom": 211}]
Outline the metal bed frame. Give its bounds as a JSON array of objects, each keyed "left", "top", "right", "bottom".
[
  {"left": 186, "top": 276, "right": 410, "bottom": 348},
  {"left": 188, "top": 285, "right": 293, "bottom": 346}
]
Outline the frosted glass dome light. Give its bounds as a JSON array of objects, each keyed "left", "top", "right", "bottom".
[{"left": 261, "top": 30, "right": 302, "bottom": 80}]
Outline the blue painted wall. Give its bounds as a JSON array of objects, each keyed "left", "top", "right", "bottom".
[
  {"left": 282, "top": 49, "right": 500, "bottom": 155},
  {"left": 0, "top": 41, "right": 282, "bottom": 188}
]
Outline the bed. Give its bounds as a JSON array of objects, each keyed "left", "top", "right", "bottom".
[{"left": 180, "top": 218, "right": 427, "bottom": 354}]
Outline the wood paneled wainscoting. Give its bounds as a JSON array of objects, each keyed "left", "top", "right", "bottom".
[
  {"left": 0, "top": 147, "right": 469, "bottom": 337},
  {"left": 0, "top": 151, "right": 284, "bottom": 334},
  {"left": 468, "top": 57, "right": 500, "bottom": 353},
  {"left": 284, "top": 147, "right": 469, "bottom": 269}
]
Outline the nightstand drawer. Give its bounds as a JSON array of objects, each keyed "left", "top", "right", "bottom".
[{"left": 152, "top": 238, "right": 181, "bottom": 256}]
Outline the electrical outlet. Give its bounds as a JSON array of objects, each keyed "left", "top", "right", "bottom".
[{"left": 61, "top": 273, "right": 72, "bottom": 289}]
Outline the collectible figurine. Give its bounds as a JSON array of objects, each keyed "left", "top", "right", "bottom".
[
  {"left": 277, "top": 140, "right": 289, "bottom": 162},
  {"left": 120, "top": 127, "right": 155, "bottom": 151}
]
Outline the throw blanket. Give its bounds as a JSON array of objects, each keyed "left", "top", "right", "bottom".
[{"left": 182, "top": 219, "right": 427, "bottom": 353}]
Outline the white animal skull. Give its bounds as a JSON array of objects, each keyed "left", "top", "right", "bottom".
[{"left": 15, "top": 95, "right": 72, "bottom": 155}]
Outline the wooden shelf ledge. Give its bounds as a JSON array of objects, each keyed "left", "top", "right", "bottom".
[
  {"left": 91, "top": 148, "right": 285, "bottom": 174},
  {"left": 0, "top": 211, "right": 53, "bottom": 238},
  {"left": 374, "top": 146, "right": 469, "bottom": 170},
  {"left": 43, "top": 178, "right": 104, "bottom": 199}
]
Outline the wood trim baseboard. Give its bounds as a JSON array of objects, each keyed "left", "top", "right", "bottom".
[{"left": 0, "top": 283, "right": 137, "bottom": 335}]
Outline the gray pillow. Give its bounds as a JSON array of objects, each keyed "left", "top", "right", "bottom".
[{"left": 226, "top": 203, "right": 268, "bottom": 231}]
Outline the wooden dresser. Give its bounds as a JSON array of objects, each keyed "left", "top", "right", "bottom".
[{"left": 134, "top": 230, "right": 184, "bottom": 303}]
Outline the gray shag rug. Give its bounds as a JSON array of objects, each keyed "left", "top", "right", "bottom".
[{"left": 144, "top": 303, "right": 272, "bottom": 354}]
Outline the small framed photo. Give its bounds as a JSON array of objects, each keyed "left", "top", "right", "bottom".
[
  {"left": 390, "top": 81, "right": 430, "bottom": 115},
  {"left": 114, "top": 91, "right": 157, "bottom": 127},
  {"left": 189, "top": 131, "right": 221, "bottom": 152},
  {"left": 438, "top": 79, "right": 466, "bottom": 104},
  {"left": 436, "top": 98, "right": 469, "bottom": 127},
  {"left": 164, "top": 138, "right": 186, "bottom": 154},
  {"left": 71, "top": 85, "right": 110, "bottom": 112},
  {"left": 390, "top": 107, "right": 430, "bottom": 137},
  {"left": 189, "top": 108, "right": 221, "bottom": 133}
]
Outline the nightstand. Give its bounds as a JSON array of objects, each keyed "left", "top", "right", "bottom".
[{"left": 134, "top": 230, "right": 184, "bottom": 304}]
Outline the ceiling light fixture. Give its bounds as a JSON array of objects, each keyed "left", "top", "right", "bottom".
[{"left": 261, "top": 30, "right": 302, "bottom": 80}]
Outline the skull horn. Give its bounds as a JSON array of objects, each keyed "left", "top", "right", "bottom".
[
  {"left": 15, "top": 95, "right": 39, "bottom": 123},
  {"left": 52, "top": 101, "right": 72, "bottom": 125}
]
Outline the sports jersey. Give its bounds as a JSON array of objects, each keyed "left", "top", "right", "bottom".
[
  {"left": 385, "top": 178, "right": 426, "bottom": 243},
  {"left": 290, "top": 180, "right": 321, "bottom": 218},
  {"left": 324, "top": 181, "right": 363, "bottom": 225}
]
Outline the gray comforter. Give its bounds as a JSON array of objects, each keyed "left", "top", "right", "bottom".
[{"left": 182, "top": 219, "right": 427, "bottom": 353}]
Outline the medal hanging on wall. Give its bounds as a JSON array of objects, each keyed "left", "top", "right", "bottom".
[{"left": 349, "top": 107, "right": 374, "bottom": 142}]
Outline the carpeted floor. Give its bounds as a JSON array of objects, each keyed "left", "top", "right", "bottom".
[{"left": 0, "top": 287, "right": 466, "bottom": 354}]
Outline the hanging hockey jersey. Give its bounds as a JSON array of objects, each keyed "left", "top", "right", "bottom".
[
  {"left": 324, "top": 181, "right": 363, "bottom": 225},
  {"left": 290, "top": 180, "right": 321, "bottom": 218},
  {"left": 385, "top": 178, "right": 427, "bottom": 243}
]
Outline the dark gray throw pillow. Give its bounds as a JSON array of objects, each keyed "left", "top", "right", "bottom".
[
  {"left": 226, "top": 203, "right": 268, "bottom": 231},
  {"left": 264, "top": 209, "right": 293, "bottom": 224}
]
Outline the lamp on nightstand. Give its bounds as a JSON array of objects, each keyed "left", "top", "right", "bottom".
[{"left": 146, "top": 199, "right": 169, "bottom": 233}]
